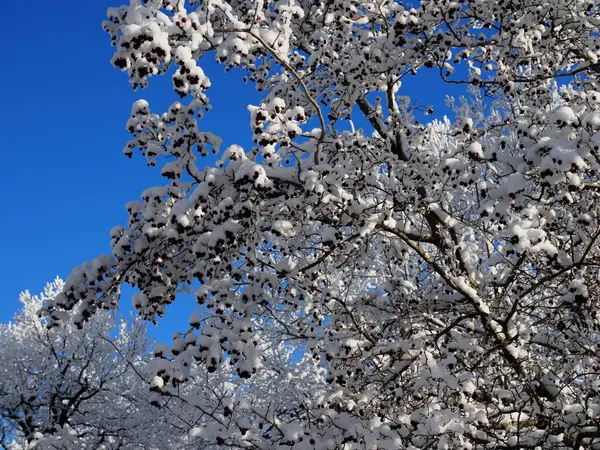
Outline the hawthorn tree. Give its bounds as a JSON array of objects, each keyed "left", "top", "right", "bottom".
[{"left": 43, "top": 0, "right": 600, "bottom": 448}]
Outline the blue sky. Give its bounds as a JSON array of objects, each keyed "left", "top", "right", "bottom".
[
  {"left": 0, "top": 1, "right": 260, "bottom": 339},
  {"left": 0, "top": 2, "right": 457, "bottom": 341}
]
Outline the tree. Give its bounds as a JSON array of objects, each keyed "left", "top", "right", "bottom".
[
  {"left": 0, "top": 281, "right": 323, "bottom": 450},
  {"left": 0, "top": 279, "right": 183, "bottom": 449},
  {"left": 158, "top": 313, "right": 327, "bottom": 449},
  {"left": 43, "top": 0, "right": 600, "bottom": 447}
]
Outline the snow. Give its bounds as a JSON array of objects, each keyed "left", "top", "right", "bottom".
[{"left": 452, "top": 277, "right": 489, "bottom": 315}]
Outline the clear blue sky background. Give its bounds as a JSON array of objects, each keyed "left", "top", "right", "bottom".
[{"left": 0, "top": 1, "right": 455, "bottom": 341}]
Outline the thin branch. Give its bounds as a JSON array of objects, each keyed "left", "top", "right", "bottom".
[{"left": 213, "top": 28, "right": 327, "bottom": 164}]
